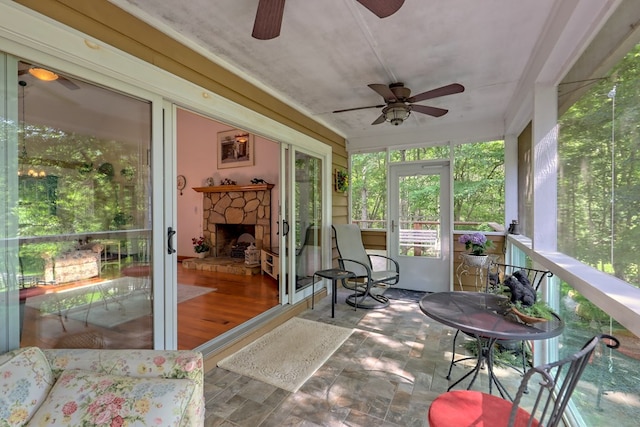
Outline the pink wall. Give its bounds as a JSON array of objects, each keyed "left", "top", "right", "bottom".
[{"left": 176, "top": 108, "right": 280, "bottom": 257}]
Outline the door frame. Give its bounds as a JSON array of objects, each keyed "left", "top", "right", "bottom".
[
  {"left": 280, "top": 143, "right": 332, "bottom": 305},
  {"left": 388, "top": 160, "right": 452, "bottom": 292}
]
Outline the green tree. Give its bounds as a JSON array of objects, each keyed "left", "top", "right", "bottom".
[{"left": 558, "top": 44, "right": 640, "bottom": 286}]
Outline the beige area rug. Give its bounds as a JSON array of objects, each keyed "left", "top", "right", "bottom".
[
  {"left": 217, "top": 317, "right": 353, "bottom": 392},
  {"left": 26, "top": 278, "right": 215, "bottom": 328}
]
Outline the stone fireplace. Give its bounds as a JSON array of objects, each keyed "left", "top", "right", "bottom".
[{"left": 183, "top": 183, "right": 273, "bottom": 274}]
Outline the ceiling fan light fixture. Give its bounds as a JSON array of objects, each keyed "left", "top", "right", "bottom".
[
  {"left": 28, "top": 67, "right": 59, "bottom": 81},
  {"left": 383, "top": 104, "right": 410, "bottom": 126}
]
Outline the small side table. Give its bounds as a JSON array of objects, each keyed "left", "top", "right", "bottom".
[{"left": 313, "top": 268, "right": 356, "bottom": 318}]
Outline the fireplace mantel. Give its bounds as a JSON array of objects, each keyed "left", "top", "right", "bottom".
[{"left": 193, "top": 183, "right": 274, "bottom": 193}]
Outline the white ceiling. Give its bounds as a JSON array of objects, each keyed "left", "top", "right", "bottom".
[{"left": 106, "top": 0, "right": 617, "bottom": 150}]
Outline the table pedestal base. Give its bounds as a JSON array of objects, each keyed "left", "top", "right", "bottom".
[{"left": 345, "top": 292, "right": 390, "bottom": 309}]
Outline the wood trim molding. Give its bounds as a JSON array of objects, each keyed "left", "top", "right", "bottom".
[{"left": 192, "top": 184, "right": 275, "bottom": 193}]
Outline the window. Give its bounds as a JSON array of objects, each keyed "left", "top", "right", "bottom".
[
  {"left": 350, "top": 151, "right": 387, "bottom": 229},
  {"left": 452, "top": 141, "right": 505, "bottom": 231},
  {"left": 15, "top": 60, "right": 153, "bottom": 349},
  {"left": 554, "top": 42, "right": 640, "bottom": 427},
  {"left": 350, "top": 142, "right": 505, "bottom": 231},
  {"left": 558, "top": 44, "right": 639, "bottom": 289}
]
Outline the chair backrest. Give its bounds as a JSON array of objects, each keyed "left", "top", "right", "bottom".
[
  {"left": 487, "top": 262, "right": 553, "bottom": 292},
  {"left": 509, "top": 334, "right": 619, "bottom": 427},
  {"left": 332, "top": 224, "right": 371, "bottom": 277}
]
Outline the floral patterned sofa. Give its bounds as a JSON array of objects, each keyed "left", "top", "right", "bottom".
[{"left": 0, "top": 346, "right": 205, "bottom": 426}]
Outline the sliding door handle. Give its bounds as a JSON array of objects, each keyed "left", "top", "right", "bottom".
[{"left": 167, "top": 227, "right": 176, "bottom": 254}]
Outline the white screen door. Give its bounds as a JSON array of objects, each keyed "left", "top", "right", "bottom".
[{"left": 389, "top": 161, "right": 451, "bottom": 292}]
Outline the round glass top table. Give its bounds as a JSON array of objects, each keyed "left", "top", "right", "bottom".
[{"left": 419, "top": 291, "right": 564, "bottom": 399}]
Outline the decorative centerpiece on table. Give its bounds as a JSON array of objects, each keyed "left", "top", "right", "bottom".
[
  {"left": 492, "top": 270, "right": 554, "bottom": 324},
  {"left": 192, "top": 236, "right": 210, "bottom": 258},
  {"left": 458, "top": 232, "right": 493, "bottom": 267}
]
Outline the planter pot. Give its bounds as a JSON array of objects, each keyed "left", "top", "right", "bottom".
[
  {"left": 462, "top": 253, "right": 489, "bottom": 268},
  {"left": 510, "top": 307, "right": 547, "bottom": 324},
  {"left": 196, "top": 252, "right": 207, "bottom": 259}
]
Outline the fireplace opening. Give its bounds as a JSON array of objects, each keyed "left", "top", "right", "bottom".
[{"left": 214, "top": 224, "right": 255, "bottom": 257}]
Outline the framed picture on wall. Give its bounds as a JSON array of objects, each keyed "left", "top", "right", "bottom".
[{"left": 217, "top": 129, "right": 255, "bottom": 169}]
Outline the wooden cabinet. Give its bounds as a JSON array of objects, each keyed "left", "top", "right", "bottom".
[{"left": 261, "top": 249, "right": 279, "bottom": 280}]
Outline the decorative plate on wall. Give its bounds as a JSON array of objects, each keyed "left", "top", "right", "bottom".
[{"left": 177, "top": 174, "right": 186, "bottom": 195}]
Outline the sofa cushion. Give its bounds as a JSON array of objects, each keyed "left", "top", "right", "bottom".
[
  {"left": 0, "top": 347, "right": 54, "bottom": 426},
  {"left": 28, "top": 369, "right": 195, "bottom": 426}
]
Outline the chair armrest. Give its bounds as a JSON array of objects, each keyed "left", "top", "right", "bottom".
[{"left": 337, "top": 257, "right": 373, "bottom": 278}]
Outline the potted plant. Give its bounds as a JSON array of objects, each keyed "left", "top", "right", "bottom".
[
  {"left": 192, "top": 236, "right": 210, "bottom": 258},
  {"left": 458, "top": 232, "right": 493, "bottom": 266},
  {"left": 459, "top": 232, "right": 493, "bottom": 255},
  {"left": 496, "top": 273, "right": 555, "bottom": 323},
  {"left": 509, "top": 299, "right": 555, "bottom": 323}
]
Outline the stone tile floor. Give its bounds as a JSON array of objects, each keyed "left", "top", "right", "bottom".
[{"left": 203, "top": 288, "right": 525, "bottom": 426}]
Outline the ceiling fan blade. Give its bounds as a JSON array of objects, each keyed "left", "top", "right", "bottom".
[
  {"left": 407, "top": 83, "right": 465, "bottom": 103},
  {"left": 333, "top": 104, "right": 385, "bottom": 113},
  {"left": 58, "top": 77, "right": 80, "bottom": 90},
  {"left": 411, "top": 104, "right": 449, "bottom": 117},
  {"left": 371, "top": 114, "right": 386, "bottom": 125},
  {"left": 368, "top": 84, "right": 398, "bottom": 102},
  {"left": 356, "top": 0, "right": 404, "bottom": 18},
  {"left": 252, "top": 0, "right": 286, "bottom": 40}
]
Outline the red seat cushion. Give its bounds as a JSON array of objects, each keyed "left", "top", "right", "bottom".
[{"left": 428, "top": 390, "right": 539, "bottom": 427}]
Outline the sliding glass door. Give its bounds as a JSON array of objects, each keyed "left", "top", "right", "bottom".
[
  {"left": 281, "top": 146, "right": 327, "bottom": 305},
  {"left": 2, "top": 57, "right": 156, "bottom": 350}
]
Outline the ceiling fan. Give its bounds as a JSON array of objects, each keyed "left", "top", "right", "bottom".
[
  {"left": 252, "top": 0, "right": 405, "bottom": 40},
  {"left": 18, "top": 64, "right": 80, "bottom": 90},
  {"left": 333, "top": 82, "right": 465, "bottom": 126}
]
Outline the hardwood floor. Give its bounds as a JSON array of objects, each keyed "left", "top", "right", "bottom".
[
  {"left": 20, "top": 262, "right": 280, "bottom": 350},
  {"left": 177, "top": 263, "right": 279, "bottom": 349}
]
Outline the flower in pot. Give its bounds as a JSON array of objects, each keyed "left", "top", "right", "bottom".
[
  {"left": 192, "top": 236, "right": 210, "bottom": 255},
  {"left": 458, "top": 232, "right": 493, "bottom": 256}
]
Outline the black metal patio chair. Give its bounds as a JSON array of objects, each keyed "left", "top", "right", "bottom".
[{"left": 430, "top": 334, "right": 620, "bottom": 427}]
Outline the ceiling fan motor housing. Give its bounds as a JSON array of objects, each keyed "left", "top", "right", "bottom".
[{"left": 389, "top": 83, "right": 411, "bottom": 101}]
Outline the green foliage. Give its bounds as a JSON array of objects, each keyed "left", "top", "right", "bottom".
[
  {"left": 558, "top": 43, "right": 640, "bottom": 287},
  {"left": 18, "top": 124, "right": 145, "bottom": 238},
  {"left": 512, "top": 299, "right": 555, "bottom": 321},
  {"left": 350, "top": 152, "right": 387, "bottom": 228},
  {"left": 350, "top": 142, "right": 505, "bottom": 229}
]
